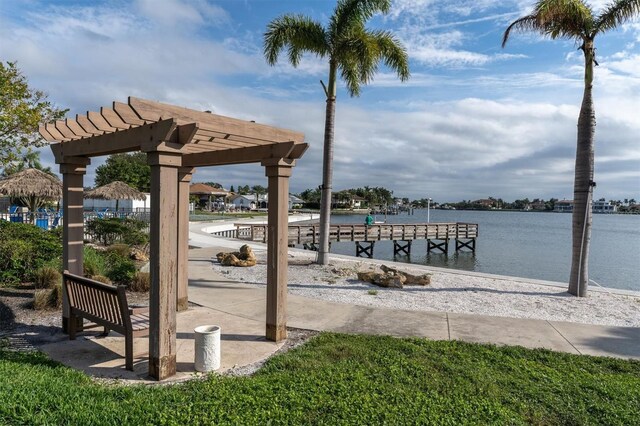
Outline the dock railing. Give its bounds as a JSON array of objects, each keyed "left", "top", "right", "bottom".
[{"left": 222, "top": 222, "right": 478, "bottom": 245}]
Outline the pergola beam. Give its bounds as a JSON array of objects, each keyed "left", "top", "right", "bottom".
[
  {"left": 182, "top": 141, "right": 307, "bottom": 167},
  {"left": 50, "top": 119, "right": 179, "bottom": 161},
  {"left": 129, "top": 97, "right": 304, "bottom": 145}
]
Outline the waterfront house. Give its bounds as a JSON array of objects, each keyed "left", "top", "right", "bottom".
[
  {"left": 229, "top": 194, "right": 261, "bottom": 210},
  {"left": 530, "top": 200, "right": 546, "bottom": 210},
  {"left": 230, "top": 193, "right": 302, "bottom": 211},
  {"left": 554, "top": 200, "right": 573, "bottom": 212},
  {"left": 473, "top": 199, "right": 495, "bottom": 209},
  {"left": 332, "top": 191, "right": 366, "bottom": 209},
  {"left": 592, "top": 199, "right": 617, "bottom": 214}
]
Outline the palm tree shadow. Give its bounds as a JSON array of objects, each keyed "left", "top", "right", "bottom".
[{"left": 580, "top": 326, "right": 640, "bottom": 359}]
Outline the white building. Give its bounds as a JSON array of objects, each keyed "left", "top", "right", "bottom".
[
  {"left": 592, "top": 199, "right": 617, "bottom": 214},
  {"left": 229, "top": 193, "right": 303, "bottom": 211},
  {"left": 83, "top": 193, "right": 151, "bottom": 212}
]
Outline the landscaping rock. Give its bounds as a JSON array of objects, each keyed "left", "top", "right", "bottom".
[
  {"left": 357, "top": 271, "right": 404, "bottom": 288},
  {"left": 381, "top": 265, "right": 431, "bottom": 286},
  {"left": 357, "top": 265, "right": 431, "bottom": 288},
  {"left": 216, "top": 244, "right": 257, "bottom": 267},
  {"left": 130, "top": 247, "right": 149, "bottom": 262}
]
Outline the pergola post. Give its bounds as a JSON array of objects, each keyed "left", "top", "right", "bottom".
[
  {"left": 262, "top": 159, "right": 294, "bottom": 342},
  {"left": 59, "top": 158, "right": 90, "bottom": 333},
  {"left": 177, "top": 167, "right": 195, "bottom": 312},
  {"left": 147, "top": 152, "right": 181, "bottom": 380}
]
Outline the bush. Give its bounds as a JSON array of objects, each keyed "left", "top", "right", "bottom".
[
  {"left": 0, "top": 221, "right": 62, "bottom": 285},
  {"left": 90, "top": 275, "right": 112, "bottom": 285},
  {"left": 33, "top": 282, "right": 62, "bottom": 310},
  {"left": 107, "top": 244, "right": 130, "bottom": 259},
  {"left": 33, "top": 290, "right": 50, "bottom": 310},
  {"left": 83, "top": 245, "right": 136, "bottom": 285},
  {"left": 129, "top": 272, "right": 150, "bottom": 292},
  {"left": 83, "top": 246, "right": 108, "bottom": 278},
  {"left": 104, "top": 250, "right": 136, "bottom": 285},
  {"left": 85, "top": 217, "right": 148, "bottom": 246},
  {"left": 34, "top": 266, "right": 61, "bottom": 289}
]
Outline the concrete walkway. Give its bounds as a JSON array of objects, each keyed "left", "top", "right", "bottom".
[
  {"left": 189, "top": 247, "right": 640, "bottom": 361},
  {"left": 39, "top": 220, "right": 639, "bottom": 384}
]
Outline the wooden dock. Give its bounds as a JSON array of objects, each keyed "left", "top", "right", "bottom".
[{"left": 216, "top": 222, "right": 478, "bottom": 258}]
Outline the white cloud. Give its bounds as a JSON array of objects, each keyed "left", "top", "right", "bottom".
[{"left": 135, "top": 0, "right": 229, "bottom": 27}]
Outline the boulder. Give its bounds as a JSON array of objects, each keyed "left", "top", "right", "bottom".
[
  {"left": 216, "top": 244, "right": 257, "bottom": 267},
  {"left": 357, "top": 265, "right": 431, "bottom": 288},
  {"left": 381, "top": 265, "right": 431, "bottom": 286},
  {"left": 130, "top": 247, "right": 149, "bottom": 262},
  {"left": 357, "top": 271, "right": 404, "bottom": 288}
]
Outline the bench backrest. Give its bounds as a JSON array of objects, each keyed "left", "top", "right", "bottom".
[{"left": 63, "top": 271, "right": 130, "bottom": 333}]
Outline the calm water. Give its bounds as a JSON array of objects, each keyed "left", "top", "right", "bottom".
[{"left": 320, "top": 210, "right": 640, "bottom": 292}]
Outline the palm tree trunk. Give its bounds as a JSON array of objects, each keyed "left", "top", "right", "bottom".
[
  {"left": 317, "top": 62, "right": 337, "bottom": 265},
  {"left": 568, "top": 40, "right": 596, "bottom": 297}
]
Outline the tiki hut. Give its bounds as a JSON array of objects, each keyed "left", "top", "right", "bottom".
[
  {"left": 0, "top": 168, "right": 62, "bottom": 217},
  {"left": 84, "top": 181, "right": 147, "bottom": 211}
]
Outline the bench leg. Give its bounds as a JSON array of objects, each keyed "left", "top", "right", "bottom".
[
  {"left": 125, "top": 333, "right": 133, "bottom": 371},
  {"left": 101, "top": 327, "right": 110, "bottom": 336},
  {"left": 69, "top": 314, "right": 77, "bottom": 340}
]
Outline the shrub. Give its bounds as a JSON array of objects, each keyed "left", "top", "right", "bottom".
[
  {"left": 129, "top": 272, "right": 150, "bottom": 292},
  {"left": 104, "top": 250, "right": 136, "bottom": 285},
  {"left": 85, "top": 217, "right": 148, "bottom": 246},
  {"left": 34, "top": 266, "right": 62, "bottom": 289},
  {"left": 83, "top": 246, "right": 108, "bottom": 278},
  {"left": 50, "top": 282, "right": 63, "bottom": 308},
  {"left": 33, "top": 283, "right": 62, "bottom": 310},
  {"left": 33, "top": 290, "right": 50, "bottom": 310},
  {"left": 90, "top": 275, "right": 112, "bottom": 285},
  {"left": 0, "top": 221, "right": 62, "bottom": 285},
  {"left": 107, "top": 244, "right": 130, "bottom": 259}
]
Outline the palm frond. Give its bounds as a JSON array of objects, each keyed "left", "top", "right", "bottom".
[
  {"left": 595, "top": 0, "right": 640, "bottom": 35},
  {"left": 535, "top": 0, "right": 594, "bottom": 38},
  {"left": 263, "top": 15, "right": 328, "bottom": 66},
  {"left": 370, "top": 30, "right": 410, "bottom": 82},
  {"left": 502, "top": 0, "right": 594, "bottom": 46},
  {"left": 330, "top": 0, "right": 390, "bottom": 38},
  {"left": 334, "top": 27, "right": 409, "bottom": 97},
  {"left": 502, "top": 15, "right": 541, "bottom": 47}
]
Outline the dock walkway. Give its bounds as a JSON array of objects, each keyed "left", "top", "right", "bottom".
[{"left": 213, "top": 222, "right": 479, "bottom": 258}]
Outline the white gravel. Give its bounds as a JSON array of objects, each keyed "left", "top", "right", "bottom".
[{"left": 212, "top": 249, "right": 640, "bottom": 328}]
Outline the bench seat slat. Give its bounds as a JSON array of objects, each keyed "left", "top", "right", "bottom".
[{"left": 130, "top": 313, "right": 150, "bottom": 331}]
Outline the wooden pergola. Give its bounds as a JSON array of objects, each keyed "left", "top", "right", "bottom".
[{"left": 39, "top": 97, "right": 307, "bottom": 380}]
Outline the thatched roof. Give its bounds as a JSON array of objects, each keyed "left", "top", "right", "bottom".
[
  {"left": 84, "top": 181, "right": 147, "bottom": 201},
  {"left": 0, "top": 168, "right": 62, "bottom": 198}
]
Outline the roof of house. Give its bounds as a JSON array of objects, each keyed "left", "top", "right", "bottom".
[{"left": 189, "top": 183, "right": 229, "bottom": 196}]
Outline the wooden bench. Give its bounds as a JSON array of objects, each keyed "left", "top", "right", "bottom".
[{"left": 63, "top": 271, "right": 150, "bottom": 371}]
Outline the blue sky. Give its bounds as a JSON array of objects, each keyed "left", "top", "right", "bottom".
[{"left": 1, "top": 0, "right": 638, "bottom": 202}]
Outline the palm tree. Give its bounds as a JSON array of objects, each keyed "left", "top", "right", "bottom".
[
  {"left": 264, "top": 0, "right": 410, "bottom": 264},
  {"left": 503, "top": 0, "right": 640, "bottom": 297}
]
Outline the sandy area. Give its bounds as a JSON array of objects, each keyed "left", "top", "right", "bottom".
[{"left": 213, "top": 249, "right": 640, "bottom": 328}]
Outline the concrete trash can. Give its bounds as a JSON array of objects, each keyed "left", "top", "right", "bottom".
[{"left": 194, "top": 325, "right": 221, "bottom": 372}]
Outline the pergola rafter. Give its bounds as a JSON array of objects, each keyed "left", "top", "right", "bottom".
[{"left": 40, "top": 97, "right": 307, "bottom": 381}]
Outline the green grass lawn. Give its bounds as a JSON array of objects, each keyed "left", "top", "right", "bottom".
[{"left": 1, "top": 333, "right": 638, "bottom": 425}]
